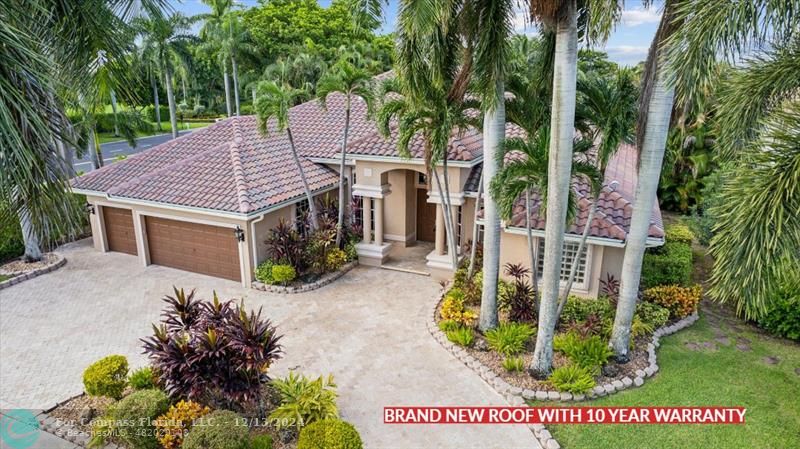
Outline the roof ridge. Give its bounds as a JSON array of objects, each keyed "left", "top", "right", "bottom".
[
  {"left": 228, "top": 117, "right": 253, "bottom": 214},
  {"left": 107, "top": 129, "right": 233, "bottom": 197}
]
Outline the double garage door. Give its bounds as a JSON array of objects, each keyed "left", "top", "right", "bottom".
[{"left": 103, "top": 207, "right": 241, "bottom": 282}]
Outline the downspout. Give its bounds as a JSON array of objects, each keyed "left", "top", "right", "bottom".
[{"left": 250, "top": 212, "right": 268, "bottom": 275}]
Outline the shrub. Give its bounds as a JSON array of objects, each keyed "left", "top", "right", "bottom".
[
  {"left": 83, "top": 355, "right": 128, "bottom": 399},
  {"left": 485, "top": 322, "right": 535, "bottom": 356},
  {"left": 182, "top": 410, "right": 249, "bottom": 449},
  {"left": 297, "top": 419, "right": 363, "bottom": 449},
  {"left": 599, "top": 273, "right": 620, "bottom": 304},
  {"left": 265, "top": 219, "right": 306, "bottom": 270},
  {"left": 446, "top": 327, "right": 475, "bottom": 348},
  {"left": 344, "top": 240, "right": 358, "bottom": 261},
  {"left": 272, "top": 264, "right": 297, "bottom": 285},
  {"left": 643, "top": 284, "right": 702, "bottom": 319},
  {"left": 438, "top": 320, "right": 461, "bottom": 332},
  {"left": 564, "top": 313, "right": 604, "bottom": 338},
  {"left": 141, "top": 288, "right": 283, "bottom": 408},
  {"left": 757, "top": 281, "right": 800, "bottom": 341},
  {"left": 440, "top": 293, "right": 478, "bottom": 327},
  {"left": 641, "top": 242, "right": 692, "bottom": 289},
  {"left": 306, "top": 227, "right": 337, "bottom": 274},
  {"left": 548, "top": 364, "right": 596, "bottom": 394},
  {"left": 105, "top": 389, "right": 170, "bottom": 449},
  {"left": 326, "top": 248, "right": 347, "bottom": 271},
  {"left": 0, "top": 215, "right": 24, "bottom": 263},
  {"left": 634, "top": 301, "right": 670, "bottom": 329},
  {"left": 553, "top": 332, "right": 613, "bottom": 375},
  {"left": 631, "top": 316, "right": 655, "bottom": 340},
  {"left": 155, "top": 400, "right": 211, "bottom": 449},
  {"left": 269, "top": 373, "right": 339, "bottom": 430},
  {"left": 255, "top": 260, "right": 276, "bottom": 285},
  {"left": 499, "top": 263, "right": 536, "bottom": 323},
  {"left": 129, "top": 366, "right": 156, "bottom": 390},
  {"left": 560, "top": 296, "right": 614, "bottom": 324},
  {"left": 453, "top": 268, "right": 482, "bottom": 305},
  {"left": 250, "top": 434, "right": 274, "bottom": 449},
  {"left": 665, "top": 224, "right": 694, "bottom": 245},
  {"left": 502, "top": 357, "right": 525, "bottom": 373}
]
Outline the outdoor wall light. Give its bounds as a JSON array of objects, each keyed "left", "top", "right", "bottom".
[
  {"left": 85, "top": 203, "right": 95, "bottom": 215},
  {"left": 234, "top": 226, "right": 245, "bottom": 242}
]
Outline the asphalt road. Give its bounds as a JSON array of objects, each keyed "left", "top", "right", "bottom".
[{"left": 73, "top": 130, "right": 192, "bottom": 173}]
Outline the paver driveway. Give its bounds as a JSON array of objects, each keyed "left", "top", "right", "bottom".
[{"left": 0, "top": 240, "right": 538, "bottom": 448}]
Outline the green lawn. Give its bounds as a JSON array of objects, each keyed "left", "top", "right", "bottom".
[
  {"left": 544, "top": 312, "right": 800, "bottom": 448},
  {"left": 97, "top": 121, "right": 211, "bottom": 144},
  {"left": 0, "top": 274, "right": 9, "bottom": 282}
]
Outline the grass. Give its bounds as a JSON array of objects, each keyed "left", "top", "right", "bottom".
[
  {"left": 0, "top": 274, "right": 9, "bottom": 282},
  {"left": 543, "top": 313, "right": 800, "bottom": 449},
  {"left": 97, "top": 121, "right": 211, "bottom": 144}
]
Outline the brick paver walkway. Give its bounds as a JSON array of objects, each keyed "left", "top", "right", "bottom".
[{"left": 0, "top": 239, "right": 538, "bottom": 449}]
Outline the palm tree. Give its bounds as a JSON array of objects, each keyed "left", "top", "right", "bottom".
[
  {"left": 556, "top": 68, "right": 637, "bottom": 313},
  {"left": 254, "top": 81, "right": 320, "bottom": 231},
  {"left": 199, "top": 0, "right": 234, "bottom": 117},
  {"left": 2, "top": 0, "right": 165, "bottom": 262},
  {"left": 610, "top": 0, "right": 800, "bottom": 359},
  {"left": 528, "top": 0, "right": 622, "bottom": 377},
  {"left": 218, "top": 11, "right": 257, "bottom": 116},
  {"left": 316, "top": 60, "right": 375, "bottom": 247},
  {"left": 136, "top": 13, "right": 196, "bottom": 140}
]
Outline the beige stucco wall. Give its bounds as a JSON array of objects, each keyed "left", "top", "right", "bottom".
[
  {"left": 250, "top": 206, "right": 294, "bottom": 267},
  {"left": 497, "top": 229, "right": 615, "bottom": 298},
  {"left": 383, "top": 170, "right": 417, "bottom": 244}
]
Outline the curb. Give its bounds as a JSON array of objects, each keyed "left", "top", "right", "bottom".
[
  {"left": 0, "top": 253, "right": 67, "bottom": 291},
  {"left": 251, "top": 261, "right": 358, "bottom": 294},
  {"left": 426, "top": 289, "right": 699, "bottom": 449}
]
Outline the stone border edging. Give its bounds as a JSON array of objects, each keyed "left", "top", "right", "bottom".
[
  {"left": 425, "top": 289, "right": 699, "bottom": 449},
  {"left": 251, "top": 261, "right": 357, "bottom": 294},
  {"left": 0, "top": 253, "right": 66, "bottom": 291}
]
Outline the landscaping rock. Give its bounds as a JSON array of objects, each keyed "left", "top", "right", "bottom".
[
  {"left": 763, "top": 356, "right": 781, "bottom": 365},
  {"left": 509, "top": 386, "right": 523, "bottom": 396},
  {"left": 612, "top": 380, "right": 624, "bottom": 390},
  {"left": 736, "top": 343, "right": 752, "bottom": 352},
  {"left": 603, "top": 383, "right": 615, "bottom": 394},
  {"left": 523, "top": 389, "right": 537, "bottom": 400},
  {"left": 547, "top": 391, "right": 560, "bottom": 401},
  {"left": 559, "top": 392, "right": 573, "bottom": 401},
  {"left": 535, "top": 391, "right": 548, "bottom": 401},
  {"left": 573, "top": 393, "right": 585, "bottom": 401},
  {"left": 635, "top": 369, "right": 646, "bottom": 378},
  {"left": 645, "top": 366, "right": 655, "bottom": 377},
  {"left": 621, "top": 377, "right": 633, "bottom": 387},
  {"left": 546, "top": 438, "right": 561, "bottom": 449},
  {"left": 531, "top": 423, "right": 545, "bottom": 434},
  {"left": 601, "top": 364, "right": 620, "bottom": 377},
  {"left": 593, "top": 385, "right": 606, "bottom": 396},
  {"left": 539, "top": 429, "right": 552, "bottom": 440},
  {"left": 633, "top": 377, "right": 644, "bottom": 387},
  {"left": 474, "top": 340, "right": 489, "bottom": 351}
]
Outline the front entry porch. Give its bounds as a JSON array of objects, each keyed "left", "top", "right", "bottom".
[{"left": 351, "top": 164, "right": 470, "bottom": 280}]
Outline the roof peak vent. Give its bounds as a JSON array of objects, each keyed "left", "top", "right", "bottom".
[{"left": 609, "top": 180, "right": 620, "bottom": 192}]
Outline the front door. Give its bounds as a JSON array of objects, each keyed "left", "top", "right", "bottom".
[{"left": 416, "top": 188, "right": 436, "bottom": 242}]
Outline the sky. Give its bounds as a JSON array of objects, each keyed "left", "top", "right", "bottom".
[{"left": 174, "top": 0, "right": 661, "bottom": 66}]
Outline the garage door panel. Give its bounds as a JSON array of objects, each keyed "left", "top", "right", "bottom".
[
  {"left": 145, "top": 216, "right": 241, "bottom": 282},
  {"left": 103, "top": 207, "right": 137, "bottom": 255}
]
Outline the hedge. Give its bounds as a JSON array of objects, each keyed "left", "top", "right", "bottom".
[{"left": 640, "top": 242, "right": 692, "bottom": 289}]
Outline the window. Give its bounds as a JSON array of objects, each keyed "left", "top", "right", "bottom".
[
  {"left": 456, "top": 206, "right": 463, "bottom": 247},
  {"left": 418, "top": 172, "right": 427, "bottom": 186},
  {"left": 295, "top": 199, "right": 310, "bottom": 237},
  {"left": 353, "top": 196, "right": 364, "bottom": 227},
  {"left": 536, "top": 239, "right": 588, "bottom": 285}
]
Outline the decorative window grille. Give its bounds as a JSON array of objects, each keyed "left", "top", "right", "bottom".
[{"left": 536, "top": 240, "right": 588, "bottom": 284}]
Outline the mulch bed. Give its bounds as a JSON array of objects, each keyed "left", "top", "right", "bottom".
[
  {"left": 437, "top": 302, "right": 653, "bottom": 391},
  {"left": 0, "top": 253, "right": 60, "bottom": 275}
]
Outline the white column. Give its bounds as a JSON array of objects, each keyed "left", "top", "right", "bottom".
[
  {"left": 132, "top": 211, "right": 150, "bottom": 267},
  {"left": 450, "top": 204, "right": 459, "bottom": 253},
  {"left": 435, "top": 204, "right": 445, "bottom": 255},
  {"left": 375, "top": 197, "right": 384, "bottom": 246},
  {"left": 362, "top": 197, "right": 371, "bottom": 244}
]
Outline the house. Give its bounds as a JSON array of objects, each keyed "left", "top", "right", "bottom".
[{"left": 71, "top": 88, "right": 664, "bottom": 297}]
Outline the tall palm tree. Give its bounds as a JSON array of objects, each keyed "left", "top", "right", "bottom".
[
  {"left": 218, "top": 11, "right": 257, "bottom": 116},
  {"left": 316, "top": 60, "right": 376, "bottom": 247},
  {"left": 199, "top": 0, "right": 234, "bottom": 117},
  {"left": 2, "top": 0, "right": 167, "bottom": 262},
  {"left": 528, "top": 0, "right": 622, "bottom": 377},
  {"left": 136, "top": 13, "right": 196, "bottom": 139},
  {"left": 254, "top": 81, "right": 320, "bottom": 231},
  {"left": 610, "top": 0, "right": 800, "bottom": 359},
  {"left": 556, "top": 68, "right": 637, "bottom": 312}
]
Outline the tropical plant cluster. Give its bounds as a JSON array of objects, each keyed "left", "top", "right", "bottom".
[{"left": 256, "top": 199, "right": 358, "bottom": 287}]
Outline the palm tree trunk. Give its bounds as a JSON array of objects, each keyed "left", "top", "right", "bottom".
[
  {"left": 88, "top": 126, "right": 101, "bottom": 170},
  {"left": 110, "top": 89, "right": 120, "bottom": 137},
  {"left": 165, "top": 69, "right": 178, "bottom": 139},
  {"left": 467, "top": 169, "right": 484, "bottom": 278},
  {"left": 479, "top": 80, "right": 506, "bottom": 332},
  {"left": 610, "top": 65, "right": 675, "bottom": 361},
  {"left": 557, "top": 197, "right": 598, "bottom": 317},
  {"left": 530, "top": 0, "right": 578, "bottom": 377},
  {"left": 19, "top": 202, "right": 43, "bottom": 262},
  {"left": 151, "top": 74, "right": 162, "bottom": 131},
  {"left": 182, "top": 77, "right": 187, "bottom": 104},
  {"left": 286, "top": 127, "right": 320, "bottom": 231},
  {"left": 223, "top": 66, "right": 232, "bottom": 117},
  {"left": 526, "top": 189, "right": 536, "bottom": 289},
  {"left": 252, "top": 88, "right": 257, "bottom": 105},
  {"left": 335, "top": 102, "right": 351, "bottom": 247},
  {"left": 440, "top": 158, "right": 459, "bottom": 268},
  {"left": 231, "top": 56, "right": 241, "bottom": 116}
]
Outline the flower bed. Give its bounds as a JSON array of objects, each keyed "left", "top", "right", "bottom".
[
  {"left": 0, "top": 253, "right": 66, "bottom": 290},
  {"left": 253, "top": 260, "right": 358, "bottom": 294}
]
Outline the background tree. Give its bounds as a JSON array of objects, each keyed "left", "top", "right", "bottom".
[
  {"left": 254, "top": 81, "right": 320, "bottom": 231},
  {"left": 316, "top": 60, "right": 375, "bottom": 247},
  {"left": 199, "top": 0, "right": 235, "bottom": 116}
]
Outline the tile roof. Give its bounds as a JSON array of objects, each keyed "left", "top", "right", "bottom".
[{"left": 473, "top": 143, "right": 664, "bottom": 242}]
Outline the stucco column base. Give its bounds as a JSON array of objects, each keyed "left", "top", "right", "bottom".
[
  {"left": 356, "top": 242, "right": 392, "bottom": 266},
  {"left": 425, "top": 250, "right": 460, "bottom": 281}
]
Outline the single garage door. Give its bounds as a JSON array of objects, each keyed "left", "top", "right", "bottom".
[
  {"left": 145, "top": 216, "right": 241, "bottom": 282},
  {"left": 103, "top": 207, "right": 137, "bottom": 255}
]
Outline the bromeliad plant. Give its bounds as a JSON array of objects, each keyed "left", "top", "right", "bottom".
[
  {"left": 499, "top": 263, "right": 537, "bottom": 323},
  {"left": 142, "top": 287, "right": 283, "bottom": 409}
]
